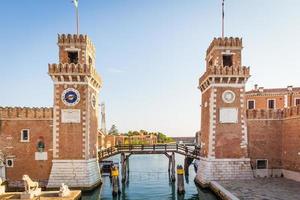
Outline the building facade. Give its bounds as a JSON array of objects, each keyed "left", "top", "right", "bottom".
[
  {"left": 0, "top": 34, "right": 102, "bottom": 189},
  {"left": 197, "top": 37, "right": 300, "bottom": 184}
]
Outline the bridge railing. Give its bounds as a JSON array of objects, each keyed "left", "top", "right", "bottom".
[{"left": 98, "top": 144, "right": 200, "bottom": 160}]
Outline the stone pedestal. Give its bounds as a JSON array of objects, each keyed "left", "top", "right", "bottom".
[
  {"left": 20, "top": 188, "right": 41, "bottom": 199},
  {"left": 0, "top": 185, "right": 5, "bottom": 195},
  {"left": 47, "top": 159, "right": 101, "bottom": 189},
  {"left": 196, "top": 157, "right": 253, "bottom": 186}
]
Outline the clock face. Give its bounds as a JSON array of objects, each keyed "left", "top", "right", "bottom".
[
  {"left": 222, "top": 90, "right": 235, "bottom": 103},
  {"left": 61, "top": 88, "right": 80, "bottom": 106}
]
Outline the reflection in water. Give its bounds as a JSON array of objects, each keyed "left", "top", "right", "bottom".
[{"left": 82, "top": 154, "right": 218, "bottom": 200}]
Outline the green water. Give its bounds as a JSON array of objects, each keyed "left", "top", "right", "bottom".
[{"left": 82, "top": 154, "right": 218, "bottom": 200}]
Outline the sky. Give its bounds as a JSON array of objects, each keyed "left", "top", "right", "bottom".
[{"left": 0, "top": 0, "right": 300, "bottom": 137}]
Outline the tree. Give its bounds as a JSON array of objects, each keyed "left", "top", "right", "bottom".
[{"left": 108, "top": 124, "right": 119, "bottom": 135}]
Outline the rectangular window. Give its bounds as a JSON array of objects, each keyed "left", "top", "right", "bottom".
[
  {"left": 6, "top": 159, "right": 14, "bottom": 168},
  {"left": 222, "top": 55, "right": 233, "bottom": 67},
  {"left": 267, "top": 99, "right": 275, "bottom": 109},
  {"left": 256, "top": 159, "right": 268, "bottom": 169},
  {"left": 67, "top": 51, "right": 78, "bottom": 64},
  {"left": 247, "top": 100, "right": 255, "bottom": 109},
  {"left": 21, "top": 129, "right": 30, "bottom": 142},
  {"left": 295, "top": 98, "right": 300, "bottom": 106}
]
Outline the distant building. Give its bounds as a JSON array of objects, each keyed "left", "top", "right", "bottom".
[
  {"left": 246, "top": 85, "right": 300, "bottom": 110},
  {"left": 105, "top": 134, "right": 157, "bottom": 147}
]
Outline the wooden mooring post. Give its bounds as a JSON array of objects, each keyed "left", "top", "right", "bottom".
[
  {"left": 177, "top": 165, "right": 185, "bottom": 195},
  {"left": 121, "top": 153, "right": 127, "bottom": 183},
  {"left": 184, "top": 156, "right": 194, "bottom": 175},
  {"left": 111, "top": 166, "right": 120, "bottom": 196},
  {"left": 171, "top": 152, "right": 176, "bottom": 182}
]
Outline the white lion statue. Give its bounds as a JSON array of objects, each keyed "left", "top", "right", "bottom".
[
  {"left": 22, "top": 175, "right": 39, "bottom": 193},
  {"left": 59, "top": 183, "right": 70, "bottom": 197}
]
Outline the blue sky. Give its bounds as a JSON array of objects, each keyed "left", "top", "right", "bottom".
[{"left": 0, "top": 0, "right": 300, "bottom": 136}]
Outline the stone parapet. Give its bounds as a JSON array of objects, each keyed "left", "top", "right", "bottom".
[
  {"left": 57, "top": 34, "right": 95, "bottom": 53},
  {"left": 246, "top": 106, "right": 300, "bottom": 120},
  {"left": 198, "top": 65, "right": 250, "bottom": 91},
  {"left": 48, "top": 63, "right": 102, "bottom": 89},
  {"left": 0, "top": 107, "right": 53, "bottom": 119},
  {"left": 206, "top": 37, "right": 243, "bottom": 56}
]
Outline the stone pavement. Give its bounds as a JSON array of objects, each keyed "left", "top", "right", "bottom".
[{"left": 218, "top": 178, "right": 300, "bottom": 200}]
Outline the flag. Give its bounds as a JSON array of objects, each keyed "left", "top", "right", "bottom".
[{"left": 73, "top": 0, "right": 78, "bottom": 8}]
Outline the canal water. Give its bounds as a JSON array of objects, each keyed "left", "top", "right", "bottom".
[{"left": 82, "top": 154, "right": 218, "bottom": 200}]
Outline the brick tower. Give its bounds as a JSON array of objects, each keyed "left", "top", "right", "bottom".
[
  {"left": 47, "top": 34, "right": 102, "bottom": 189},
  {"left": 197, "top": 37, "right": 253, "bottom": 185}
]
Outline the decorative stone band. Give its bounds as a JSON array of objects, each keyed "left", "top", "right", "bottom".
[
  {"left": 47, "top": 159, "right": 101, "bottom": 189},
  {"left": 0, "top": 107, "right": 53, "bottom": 119},
  {"left": 196, "top": 157, "right": 253, "bottom": 185}
]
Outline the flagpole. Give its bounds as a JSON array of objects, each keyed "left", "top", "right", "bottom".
[
  {"left": 76, "top": 2, "right": 79, "bottom": 35},
  {"left": 222, "top": 0, "right": 225, "bottom": 38}
]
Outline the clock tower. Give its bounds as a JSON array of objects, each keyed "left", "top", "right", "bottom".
[
  {"left": 197, "top": 37, "right": 253, "bottom": 185},
  {"left": 47, "top": 34, "right": 102, "bottom": 189}
]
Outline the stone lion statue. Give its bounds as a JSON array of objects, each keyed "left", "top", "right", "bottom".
[
  {"left": 22, "top": 175, "right": 39, "bottom": 192},
  {"left": 59, "top": 183, "right": 70, "bottom": 197}
]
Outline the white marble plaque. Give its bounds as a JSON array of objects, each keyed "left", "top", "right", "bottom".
[
  {"left": 35, "top": 152, "right": 48, "bottom": 160},
  {"left": 219, "top": 108, "right": 238, "bottom": 123},
  {"left": 61, "top": 109, "right": 81, "bottom": 123}
]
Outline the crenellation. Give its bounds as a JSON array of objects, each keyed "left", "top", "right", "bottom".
[
  {"left": 199, "top": 65, "right": 250, "bottom": 87},
  {"left": 57, "top": 34, "right": 96, "bottom": 54},
  {"left": 206, "top": 37, "right": 243, "bottom": 56},
  {"left": 0, "top": 107, "right": 53, "bottom": 119}
]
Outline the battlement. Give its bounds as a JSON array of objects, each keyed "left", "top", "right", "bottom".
[
  {"left": 0, "top": 107, "right": 53, "bottom": 119},
  {"left": 246, "top": 106, "right": 300, "bottom": 120},
  {"left": 57, "top": 34, "right": 95, "bottom": 52},
  {"left": 199, "top": 65, "right": 250, "bottom": 87},
  {"left": 246, "top": 109, "right": 283, "bottom": 120},
  {"left": 48, "top": 63, "right": 102, "bottom": 86},
  {"left": 206, "top": 37, "right": 242, "bottom": 56}
]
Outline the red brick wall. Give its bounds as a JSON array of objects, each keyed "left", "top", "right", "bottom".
[
  {"left": 214, "top": 87, "right": 245, "bottom": 158},
  {"left": 55, "top": 85, "right": 85, "bottom": 159},
  {"left": 247, "top": 120, "right": 282, "bottom": 169},
  {"left": 0, "top": 119, "right": 53, "bottom": 182},
  {"left": 247, "top": 106, "right": 300, "bottom": 173},
  {"left": 282, "top": 117, "right": 300, "bottom": 172}
]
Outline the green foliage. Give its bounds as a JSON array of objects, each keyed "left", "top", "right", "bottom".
[{"left": 108, "top": 124, "right": 119, "bottom": 135}]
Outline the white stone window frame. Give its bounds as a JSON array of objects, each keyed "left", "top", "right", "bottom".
[
  {"left": 6, "top": 158, "right": 14, "bottom": 168},
  {"left": 294, "top": 98, "right": 300, "bottom": 106},
  {"left": 267, "top": 99, "right": 276, "bottom": 109},
  {"left": 20, "top": 129, "right": 30, "bottom": 142},
  {"left": 256, "top": 159, "right": 268, "bottom": 169},
  {"left": 247, "top": 99, "right": 256, "bottom": 109}
]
